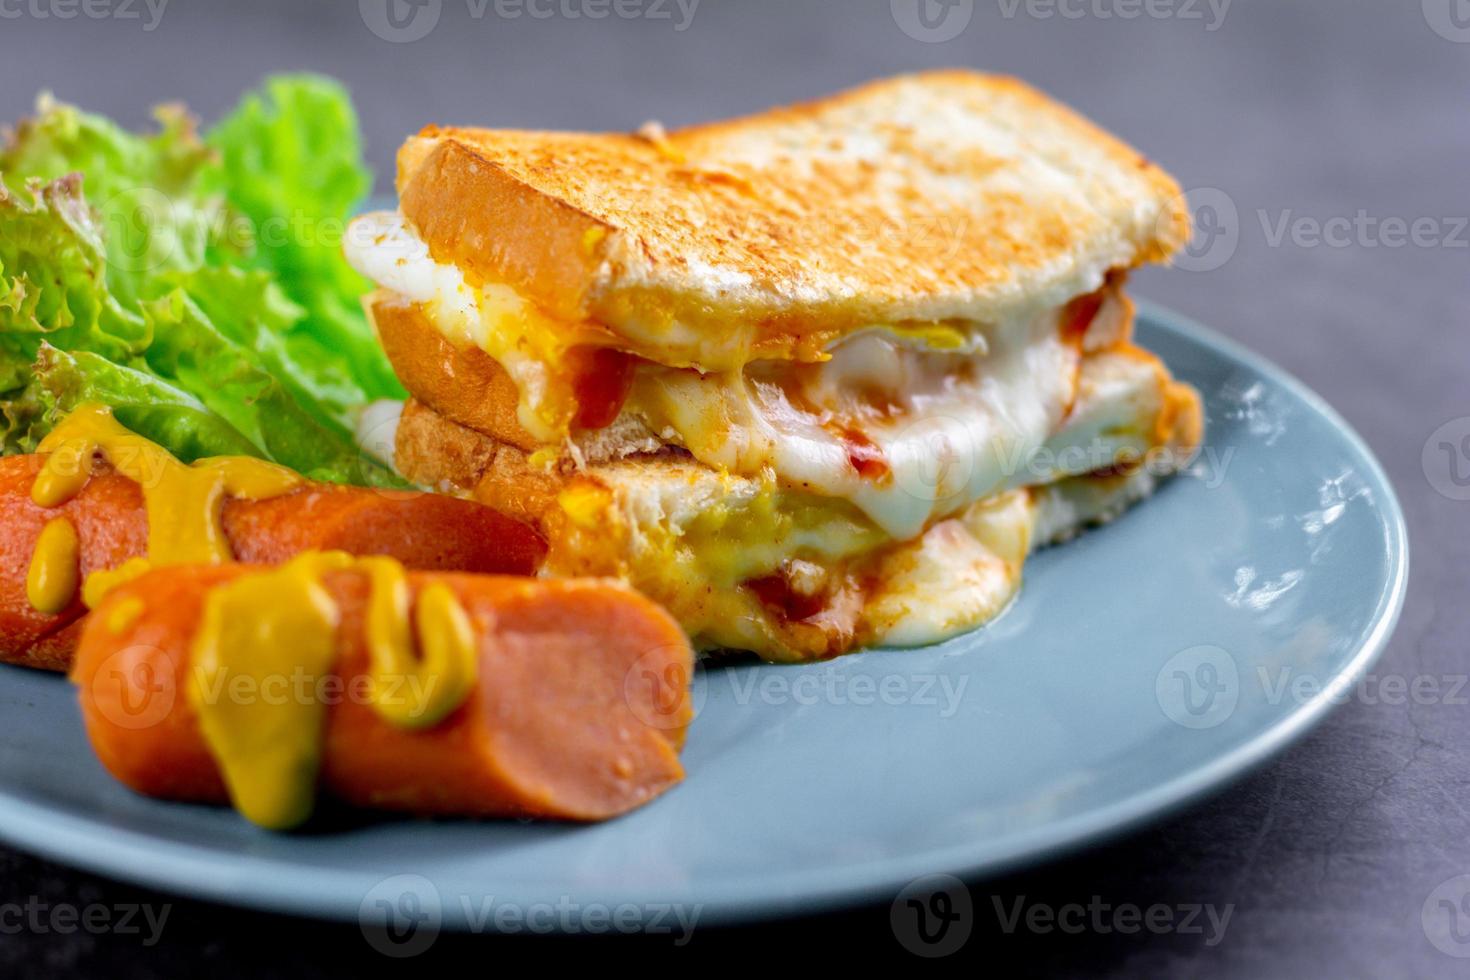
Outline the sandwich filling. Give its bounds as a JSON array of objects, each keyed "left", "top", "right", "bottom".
[
  {"left": 346, "top": 210, "right": 1200, "bottom": 659},
  {"left": 347, "top": 211, "right": 1193, "bottom": 542}
]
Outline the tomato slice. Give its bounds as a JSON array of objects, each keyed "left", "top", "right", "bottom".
[{"left": 568, "top": 347, "right": 637, "bottom": 430}]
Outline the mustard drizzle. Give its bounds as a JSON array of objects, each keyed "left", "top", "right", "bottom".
[
  {"left": 186, "top": 552, "right": 479, "bottom": 829},
  {"left": 359, "top": 557, "right": 479, "bottom": 730},
  {"left": 26, "top": 402, "right": 302, "bottom": 611},
  {"left": 28, "top": 405, "right": 482, "bottom": 829},
  {"left": 26, "top": 517, "right": 80, "bottom": 615}
]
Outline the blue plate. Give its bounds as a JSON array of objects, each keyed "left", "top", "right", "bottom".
[{"left": 0, "top": 303, "right": 1407, "bottom": 931}]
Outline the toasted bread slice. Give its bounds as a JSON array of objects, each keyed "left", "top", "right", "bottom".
[
  {"left": 371, "top": 291, "right": 538, "bottom": 451},
  {"left": 396, "top": 70, "right": 1189, "bottom": 347},
  {"left": 372, "top": 292, "right": 669, "bottom": 462}
]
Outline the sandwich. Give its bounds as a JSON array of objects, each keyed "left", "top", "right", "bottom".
[{"left": 345, "top": 70, "right": 1203, "bottom": 662}]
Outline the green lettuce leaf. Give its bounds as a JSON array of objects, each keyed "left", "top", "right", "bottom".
[
  {"left": 0, "top": 97, "right": 217, "bottom": 307},
  {"left": 2, "top": 344, "right": 261, "bottom": 461},
  {"left": 141, "top": 285, "right": 396, "bottom": 483},
  {"left": 0, "top": 175, "right": 149, "bottom": 365},
  {"left": 0, "top": 75, "right": 405, "bottom": 487},
  {"left": 204, "top": 75, "right": 402, "bottom": 406}
]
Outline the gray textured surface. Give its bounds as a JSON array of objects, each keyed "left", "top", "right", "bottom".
[{"left": 0, "top": 0, "right": 1465, "bottom": 974}]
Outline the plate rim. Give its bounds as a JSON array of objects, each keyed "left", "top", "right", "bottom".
[{"left": 0, "top": 300, "right": 1410, "bottom": 929}]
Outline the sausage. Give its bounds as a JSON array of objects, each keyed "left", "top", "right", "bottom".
[
  {"left": 73, "top": 564, "right": 693, "bottom": 823},
  {"left": 1, "top": 456, "right": 146, "bottom": 671},
  {"left": 0, "top": 454, "right": 547, "bottom": 671}
]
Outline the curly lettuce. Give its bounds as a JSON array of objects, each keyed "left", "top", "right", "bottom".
[{"left": 0, "top": 75, "right": 405, "bottom": 487}]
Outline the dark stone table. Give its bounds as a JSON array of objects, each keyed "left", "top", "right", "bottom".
[{"left": 0, "top": 0, "right": 1465, "bottom": 974}]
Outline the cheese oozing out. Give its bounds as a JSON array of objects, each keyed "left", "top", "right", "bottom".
[
  {"left": 346, "top": 211, "right": 1161, "bottom": 541},
  {"left": 630, "top": 317, "right": 1076, "bottom": 540},
  {"left": 546, "top": 454, "right": 1172, "bottom": 659}
]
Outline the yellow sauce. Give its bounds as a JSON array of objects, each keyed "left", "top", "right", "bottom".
[
  {"left": 359, "top": 558, "right": 478, "bottom": 730},
  {"left": 26, "top": 517, "right": 80, "bottom": 615},
  {"left": 186, "top": 552, "right": 479, "bottom": 829},
  {"left": 30, "top": 404, "right": 483, "bottom": 828},
  {"left": 103, "top": 595, "right": 146, "bottom": 635},
  {"left": 81, "top": 558, "right": 153, "bottom": 610},
  {"left": 189, "top": 552, "right": 350, "bottom": 830},
  {"left": 29, "top": 402, "right": 302, "bottom": 609}
]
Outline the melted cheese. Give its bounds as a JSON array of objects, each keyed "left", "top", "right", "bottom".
[
  {"left": 633, "top": 339, "right": 1167, "bottom": 542},
  {"left": 345, "top": 211, "right": 599, "bottom": 441},
  {"left": 632, "top": 319, "right": 1076, "bottom": 539},
  {"left": 347, "top": 210, "right": 844, "bottom": 377},
  {"left": 546, "top": 467, "right": 872, "bottom": 659},
  {"left": 345, "top": 211, "right": 1011, "bottom": 448},
  {"left": 545, "top": 457, "right": 1175, "bottom": 660},
  {"left": 347, "top": 213, "right": 1163, "bottom": 541},
  {"left": 867, "top": 465, "right": 1168, "bottom": 647},
  {"left": 865, "top": 489, "right": 1034, "bottom": 646}
]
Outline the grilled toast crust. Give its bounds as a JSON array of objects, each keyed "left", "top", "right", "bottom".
[
  {"left": 370, "top": 292, "right": 539, "bottom": 451},
  {"left": 396, "top": 70, "right": 1190, "bottom": 342}
]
